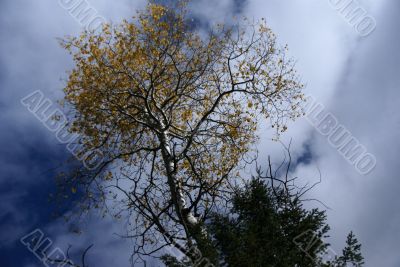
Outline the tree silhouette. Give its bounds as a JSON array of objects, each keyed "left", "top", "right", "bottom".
[
  {"left": 57, "top": 1, "right": 304, "bottom": 263},
  {"left": 163, "top": 155, "right": 365, "bottom": 267},
  {"left": 333, "top": 231, "right": 364, "bottom": 267}
]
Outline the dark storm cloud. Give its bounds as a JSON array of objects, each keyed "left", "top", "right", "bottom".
[{"left": 0, "top": 0, "right": 141, "bottom": 265}]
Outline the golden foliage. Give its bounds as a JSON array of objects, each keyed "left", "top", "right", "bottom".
[{"left": 60, "top": 1, "right": 304, "bottom": 225}]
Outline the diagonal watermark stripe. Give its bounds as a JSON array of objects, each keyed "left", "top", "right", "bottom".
[
  {"left": 328, "top": 0, "right": 376, "bottom": 37},
  {"left": 304, "top": 94, "right": 376, "bottom": 175},
  {"left": 59, "top": 0, "right": 107, "bottom": 31}
]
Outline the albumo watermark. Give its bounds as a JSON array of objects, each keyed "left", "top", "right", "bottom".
[
  {"left": 293, "top": 229, "right": 338, "bottom": 266},
  {"left": 21, "top": 90, "right": 104, "bottom": 170},
  {"left": 328, "top": 0, "right": 376, "bottom": 37},
  {"left": 305, "top": 95, "right": 376, "bottom": 175},
  {"left": 21, "top": 228, "right": 73, "bottom": 267},
  {"left": 59, "top": 0, "right": 107, "bottom": 31}
]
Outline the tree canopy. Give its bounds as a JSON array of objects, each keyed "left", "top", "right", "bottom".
[{"left": 58, "top": 1, "right": 305, "bottom": 262}]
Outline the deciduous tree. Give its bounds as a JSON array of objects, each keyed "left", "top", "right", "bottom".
[{"left": 58, "top": 1, "right": 304, "bottom": 262}]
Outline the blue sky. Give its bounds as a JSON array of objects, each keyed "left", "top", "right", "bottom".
[{"left": 1, "top": 0, "right": 399, "bottom": 266}]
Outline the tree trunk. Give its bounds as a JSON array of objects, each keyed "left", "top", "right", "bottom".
[
  {"left": 159, "top": 130, "right": 200, "bottom": 240},
  {"left": 158, "top": 127, "right": 212, "bottom": 265}
]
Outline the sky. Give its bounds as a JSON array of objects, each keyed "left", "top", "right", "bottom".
[{"left": 0, "top": 0, "right": 398, "bottom": 266}]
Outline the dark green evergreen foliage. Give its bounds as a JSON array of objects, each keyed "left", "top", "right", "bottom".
[
  {"left": 163, "top": 164, "right": 365, "bottom": 267},
  {"left": 333, "top": 231, "right": 364, "bottom": 267},
  {"left": 160, "top": 254, "right": 192, "bottom": 267},
  {"left": 208, "top": 177, "right": 330, "bottom": 267}
]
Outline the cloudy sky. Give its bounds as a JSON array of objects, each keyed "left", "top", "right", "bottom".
[{"left": 0, "top": 0, "right": 399, "bottom": 266}]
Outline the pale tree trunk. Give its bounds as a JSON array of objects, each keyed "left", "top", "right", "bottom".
[{"left": 159, "top": 130, "right": 201, "bottom": 245}]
